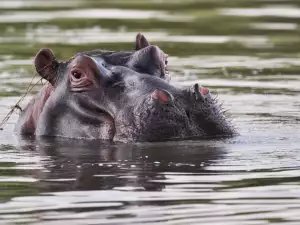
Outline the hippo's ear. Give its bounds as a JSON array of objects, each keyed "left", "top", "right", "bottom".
[
  {"left": 128, "top": 45, "right": 168, "bottom": 79},
  {"left": 34, "top": 48, "right": 59, "bottom": 85},
  {"left": 135, "top": 33, "right": 150, "bottom": 50}
]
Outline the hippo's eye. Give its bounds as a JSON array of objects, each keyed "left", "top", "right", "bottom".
[{"left": 71, "top": 71, "right": 83, "bottom": 79}]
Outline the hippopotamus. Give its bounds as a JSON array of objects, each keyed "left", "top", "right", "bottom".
[{"left": 15, "top": 34, "right": 235, "bottom": 142}]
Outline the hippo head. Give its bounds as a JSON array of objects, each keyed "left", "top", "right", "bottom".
[{"left": 16, "top": 34, "right": 235, "bottom": 142}]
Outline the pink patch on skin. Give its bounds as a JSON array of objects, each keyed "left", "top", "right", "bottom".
[
  {"left": 200, "top": 87, "right": 209, "bottom": 95},
  {"left": 22, "top": 83, "right": 53, "bottom": 132},
  {"left": 151, "top": 90, "right": 169, "bottom": 103}
]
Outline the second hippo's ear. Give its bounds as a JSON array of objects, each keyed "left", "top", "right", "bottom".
[
  {"left": 34, "top": 48, "right": 59, "bottom": 85},
  {"left": 135, "top": 33, "right": 150, "bottom": 50}
]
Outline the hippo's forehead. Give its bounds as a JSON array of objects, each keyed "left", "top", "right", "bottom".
[
  {"left": 76, "top": 50, "right": 133, "bottom": 66},
  {"left": 89, "top": 56, "right": 112, "bottom": 77}
]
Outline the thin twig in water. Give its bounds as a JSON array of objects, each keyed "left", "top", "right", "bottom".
[{"left": 0, "top": 73, "right": 44, "bottom": 130}]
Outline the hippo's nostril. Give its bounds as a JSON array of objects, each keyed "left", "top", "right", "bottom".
[
  {"left": 193, "top": 83, "right": 202, "bottom": 101},
  {"left": 151, "top": 89, "right": 173, "bottom": 104},
  {"left": 185, "top": 109, "right": 191, "bottom": 119},
  {"left": 192, "top": 83, "right": 210, "bottom": 101},
  {"left": 200, "top": 86, "right": 209, "bottom": 96}
]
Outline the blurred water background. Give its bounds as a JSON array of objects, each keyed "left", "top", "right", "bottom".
[{"left": 0, "top": 0, "right": 300, "bottom": 224}]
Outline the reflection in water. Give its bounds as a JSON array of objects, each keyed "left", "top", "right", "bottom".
[
  {"left": 221, "top": 7, "right": 300, "bottom": 18},
  {"left": 0, "top": 27, "right": 269, "bottom": 46},
  {"left": 0, "top": 0, "right": 82, "bottom": 9},
  {"left": 1, "top": 135, "right": 300, "bottom": 224},
  {"left": 250, "top": 22, "right": 298, "bottom": 30},
  {"left": 0, "top": 9, "right": 191, "bottom": 23},
  {"left": 18, "top": 137, "right": 224, "bottom": 193}
]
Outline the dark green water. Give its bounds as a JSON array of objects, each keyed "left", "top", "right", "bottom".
[{"left": 0, "top": 0, "right": 300, "bottom": 224}]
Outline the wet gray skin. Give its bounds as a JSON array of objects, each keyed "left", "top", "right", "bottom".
[{"left": 15, "top": 35, "right": 235, "bottom": 142}]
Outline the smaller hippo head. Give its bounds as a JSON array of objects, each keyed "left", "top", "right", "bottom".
[
  {"left": 80, "top": 33, "right": 169, "bottom": 81},
  {"left": 25, "top": 45, "right": 235, "bottom": 142}
]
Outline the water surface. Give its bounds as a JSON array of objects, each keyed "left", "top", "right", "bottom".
[{"left": 0, "top": 0, "right": 300, "bottom": 224}]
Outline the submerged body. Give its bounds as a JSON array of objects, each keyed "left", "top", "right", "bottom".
[{"left": 15, "top": 34, "right": 235, "bottom": 142}]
